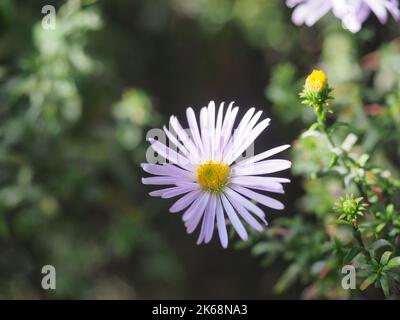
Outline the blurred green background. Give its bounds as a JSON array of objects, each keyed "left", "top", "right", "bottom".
[{"left": 0, "top": 0, "right": 399, "bottom": 299}]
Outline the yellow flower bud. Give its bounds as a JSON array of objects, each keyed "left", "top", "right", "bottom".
[{"left": 305, "top": 69, "right": 328, "bottom": 93}]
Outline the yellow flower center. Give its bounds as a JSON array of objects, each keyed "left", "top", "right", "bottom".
[
  {"left": 306, "top": 69, "right": 328, "bottom": 93},
  {"left": 196, "top": 161, "right": 230, "bottom": 193}
]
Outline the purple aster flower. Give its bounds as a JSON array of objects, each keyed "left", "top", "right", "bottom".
[
  {"left": 142, "top": 101, "right": 291, "bottom": 248},
  {"left": 286, "top": 0, "right": 400, "bottom": 33}
]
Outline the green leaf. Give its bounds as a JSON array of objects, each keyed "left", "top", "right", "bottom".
[
  {"left": 380, "top": 276, "right": 390, "bottom": 298},
  {"left": 358, "top": 154, "right": 370, "bottom": 167},
  {"left": 334, "top": 220, "right": 352, "bottom": 226},
  {"left": 386, "top": 257, "right": 400, "bottom": 270},
  {"left": 380, "top": 251, "right": 392, "bottom": 266},
  {"left": 369, "top": 239, "right": 393, "bottom": 258},
  {"left": 251, "top": 242, "right": 281, "bottom": 256},
  {"left": 343, "top": 247, "right": 362, "bottom": 265},
  {"left": 274, "top": 263, "right": 302, "bottom": 294},
  {"left": 388, "top": 272, "right": 400, "bottom": 284},
  {"left": 308, "top": 122, "right": 320, "bottom": 132},
  {"left": 375, "top": 222, "right": 386, "bottom": 234},
  {"left": 328, "top": 153, "right": 338, "bottom": 169},
  {"left": 360, "top": 274, "right": 378, "bottom": 291}
]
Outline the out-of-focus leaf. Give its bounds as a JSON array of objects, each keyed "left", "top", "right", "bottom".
[
  {"left": 380, "top": 251, "right": 392, "bottom": 266},
  {"left": 274, "top": 263, "right": 302, "bottom": 294},
  {"left": 380, "top": 276, "right": 390, "bottom": 298},
  {"left": 360, "top": 274, "right": 378, "bottom": 291},
  {"left": 343, "top": 247, "right": 362, "bottom": 265},
  {"left": 386, "top": 257, "right": 400, "bottom": 270}
]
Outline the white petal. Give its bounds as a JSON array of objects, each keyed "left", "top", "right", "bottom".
[
  {"left": 364, "top": 0, "right": 388, "bottom": 22},
  {"left": 142, "top": 176, "right": 189, "bottom": 185},
  {"left": 204, "top": 194, "right": 217, "bottom": 243},
  {"left": 141, "top": 163, "right": 194, "bottom": 179},
  {"left": 200, "top": 107, "right": 210, "bottom": 160},
  {"left": 216, "top": 196, "right": 228, "bottom": 248},
  {"left": 169, "top": 190, "right": 201, "bottom": 213},
  {"left": 305, "top": 0, "right": 332, "bottom": 26},
  {"left": 161, "top": 185, "right": 199, "bottom": 198},
  {"left": 185, "top": 193, "right": 210, "bottom": 233},
  {"left": 149, "top": 185, "right": 197, "bottom": 198},
  {"left": 196, "top": 209, "right": 207, "bottom": 245},
  {"left": 287, "top": 0, "right": 306, "bottom": 8},
  {"left": 230, "top": 184, "right": 285, "bottom": 210},
  {"left": 186, "top": 107, "right": 204, "bottom": 154},
  {"left": 230, "top": 176, "right": 285, "bottom": 192},
  {"left": 196, "top": 194, "right": 217, "bottom": 244},
  {"left": 233, "top": 144, "right": 291, "bottom": 168},
  {"left": 220, "top": 104, "right": 239, "bottom": 155},
  {"left": 220, "top": 193, "right": 248, "bottom": 241},
  {"left": 225, "top": 191, "right": 264, "bottom": 232},
  {"left": 224, "top": 187, "right": 267, "bottom": 222},
  {"left": 225, "top": 118, "right": 271, "bottom": 165},
  {"left": 170, "top": 116, "right": 200, "bottom": 161},
  {"left": 163, "top": 126, "right": 190, "bottom": 157},
  {"left": 214, "top": 102, "right": 225, "bottom": 159},
  {"left": 148, "top": 138, "right": 194, "bottom": 171},
  {"left": 207, "top": 101, "right": 216, "bottom": 161},
  {"left": 230, "top": 110, "right": 262, "bottom": 158},
  {"left": 231, "top": 182, "right": 285, "bottom": 194},
  {"left": 182, "top": 192, "right": 209, "bottom": 222},
  {"left": 233, "top": 159, "right": 292, "bottom": 176},
  {"left": 222, "top": 108, "right": 256, "bottom": 161}
]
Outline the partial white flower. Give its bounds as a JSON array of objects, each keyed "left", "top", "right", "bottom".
[
  {"left": 142, "top": 101, "right": 291, "bottom": 248},
  {"left": 286, "top": 0, "right": 400, "bottom": 33}
]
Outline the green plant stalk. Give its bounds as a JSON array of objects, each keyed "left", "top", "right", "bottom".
[
  {"left": 315, "top": 108, "right": 367, "bottom": 197},
  {"left": 352, "top": 223, "right": 373, "bottom": 264},
  {"left": 314, "top": 106, "right": 373, "bottom": 262}
]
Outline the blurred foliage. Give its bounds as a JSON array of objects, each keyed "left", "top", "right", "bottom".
[{"left": 0, "top": 0, "right": 181, "bottom": 299}]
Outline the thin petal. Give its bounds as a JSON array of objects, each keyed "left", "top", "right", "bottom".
[
  {"left": 148, "top": 138, "right": 194, "bottom": 171},
  {"left": 223, "top": 108, "right": 257, "bottom": 161},
  {"left": 182, "top": 192, "right": 207, "bottom": 221},
  {"left": 230, "top": 184, "right": 285, "bottom": 210},
  {"left": 231, "top": 182, "right": 285, "bottom": 194},
  {"left": 204, "top": 194, "right": 217, "bottom": 243},
  {"left": 225, "top": 118, "right": 271, "bottom": 165},
  {"left": 142, "top": 176, "right": 189, "bottom": 185},
  {"left": 186, "top": 107, "right": 204, "bottom": 154},
  {"left": 233, "top": 159, "right": 292, "bottom": 176},
  {"left": 169, "top": 190, "right": 201, "bottom": 213},
  {"left": 220, "top": 104, "right": 239, "bottom": 155},
  {"left": 207, "top": 101, "right": 216, "bottom": 161},
  {"left": 161, "top": 185, "right": 199, "bottom": 199},
  {"left": 225, "top": 191, "right": 264, "bottom": 232},
  {"left": 230, "top": 176, "right": 285, "bottom": 192},
  {"left": 141, "top": 163, "right": 194, "bottom": 179},
  {"left": 233, "top": 144, "right": 291, "bottom": 168},
  {"left": 214, "top": 102, "right": 225, "bottom": 159},
  {"left": 170, "top": 116, "right": 200, "bottom": 161},
  {"left": 149, "top": 185, "right": 198, "bottom": 198},
  {"left": 220, "top": 193, "right": 248, "bottom": 241},
  {"left": 163, "top": 125, "right": 190, "bottom": 157},
  {"left": 200, "top": 107, "right": 210, "bottom": 160},
  {"left": 185, "top": 193, "right": 210, "bottom": 233},
  {"left": 216, "top": 196, "right": 228, "bottom": 248},
  {"left": 224, "top": 187, "right": 267, "bottom": 222}
]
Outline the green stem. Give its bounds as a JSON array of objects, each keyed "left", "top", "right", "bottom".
[
  {"left": 315, "top": 106, "right": 373, "bottom": 263},
  {"left": 316, "top": 108, "right": 367, "bottom": 198},
  {"left": 352, "top": 224, "right": 373, "bottom": 263}
]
